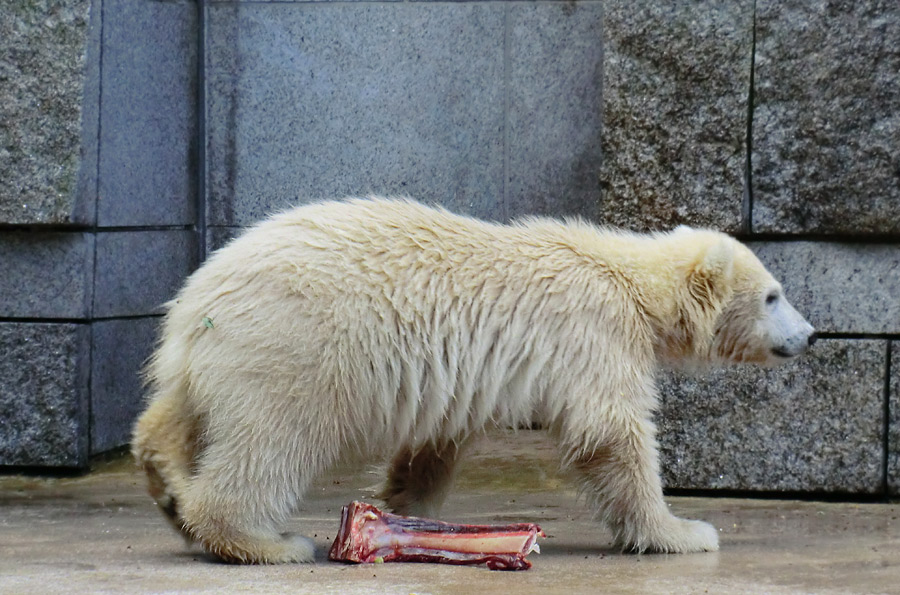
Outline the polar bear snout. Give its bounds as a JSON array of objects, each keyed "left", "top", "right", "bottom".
[
  {"left": 770, "top": 322, "right": 816, "bottom": 359},
  {"left": 770, "top": 331, "right": 816, "bottom": 359},
  {"left": 766, "top": 295, "right": 816, "bottom": 360}
]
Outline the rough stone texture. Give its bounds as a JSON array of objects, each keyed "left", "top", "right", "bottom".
[
  {"left": 76, "top": 0, "right": 101, "bottom": 227},
  {"left": 751, "top": 241, "right": 900, "bottom": 335},
  {"left": 506, "top": 3, "right": 603, "bottom": 221},
  {"left": 206, "top": 3, "right": 505, "bottom": 226},
  {"left": 0, "top": 0, "right": 93, "bottom": 225},
  {"left": 659, "top": 340, "right": 886, "bottom": 494},
  {"left": 0, "top": 232, "right": 94, "bottom": 319},
  {"left": 600, "top": 1, "right": 751, "bottom": 233},
  {"left": 752, "top": 1, "right": 900, "bottom": 234},
  {"left": 93, "top": 231, "right": 197, "bottom": 318},
  {"left": 890, "top": 342, "right": 899, "bottom": 496},
  {"left": 98, "top": 0, "right": 197, "bottom": 227},
  {"left": 0, "top": 323, "right": 90, "bottom": 467},
  {"left": 90, "top": 317, "right": 159, "bottom": 455}
]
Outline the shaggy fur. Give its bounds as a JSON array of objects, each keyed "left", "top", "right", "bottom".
[{"left": 132, "top": 197, "right": 814, "bottom": 563}]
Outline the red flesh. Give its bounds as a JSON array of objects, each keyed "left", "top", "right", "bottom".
[{"left": 328, "top": 501, "right": 544, "bottom": 571}]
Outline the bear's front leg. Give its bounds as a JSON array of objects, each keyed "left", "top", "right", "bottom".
[{"left": 563, "top": 415, "right": 719, "bottom": 554}]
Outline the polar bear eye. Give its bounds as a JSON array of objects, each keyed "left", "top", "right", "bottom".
[{"left": 765, "top": 291, "right": 779, "bottom": 306}]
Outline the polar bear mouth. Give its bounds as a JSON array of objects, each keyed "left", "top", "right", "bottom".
[{"left": 770, "top": 347, "right": 796, "bottom": 359}]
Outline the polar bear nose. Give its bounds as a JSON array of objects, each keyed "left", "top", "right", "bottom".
[{"left": 807, "top": 332, "right": 818, "bottom": 347}]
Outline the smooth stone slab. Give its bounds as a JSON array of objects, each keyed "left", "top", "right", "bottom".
[
  {"left": 752, "top": 0, "right": 900, "bottom": 234},
  {"left": 0, "top": 323, "right": 90, "bottom": 468},
  {"left": 0, "top": 232, "right": 94, "bottom": 319},
  {"left": 207, "top": 3, "right": 505, "bottom": 226},
  {"left": 93, "top": 231, "right": 197, "bottom": 318},
  {"left": 890, "top": 342, "right": 899, "bottom": 496},
  {"left": 206, "top": 226, "right": 243, "bottom": 256},
  {"left": 751, "top": 242, "right": 900, "bottom": 335},
  {"left": 90, "top": 317, "right": 160, "bottom": 455},
  {"left": 659, "top": 339, "right": 885, "bottom": 494},
  {"left": 506, "top": 3, "right": 603, "bottom": 221},
  {"left": 600, "top": 1, "right": 752, "bottom": 232},
  {"left": 98, "top": 0, "right": 197, "bottom": 226}
]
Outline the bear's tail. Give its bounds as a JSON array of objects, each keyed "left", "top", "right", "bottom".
[{"left": 131, "top": 375, "right": 199, "bottom": 544}]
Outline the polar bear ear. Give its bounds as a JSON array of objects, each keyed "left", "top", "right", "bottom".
[
  {"left": 690, "top": 238, "right": 735, "bottom": 304},
  {"left": 701, "top": 238, "right": 735, "bottom": 277}
]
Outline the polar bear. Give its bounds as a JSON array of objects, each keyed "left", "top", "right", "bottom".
[{"left": 132, "top": 198, "right": 815, "bottom": 564}]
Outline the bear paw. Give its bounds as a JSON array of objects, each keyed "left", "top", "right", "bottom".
[
  {"left": 275, "top": 533, "right": 316, "bottom": 563},
  {"left": 201, "top": 532, "right": 316, "bottom": 564},
  {"left": 620, "top": 518, "right": 719, "bottom": 554},
  {"left": 655, "top": 518, "right": 719, "bottom": 554},
  {"left": 671, "top": 519, "right": 719, "bottom": 553}
]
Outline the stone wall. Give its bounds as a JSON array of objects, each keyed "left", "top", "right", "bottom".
[
  {"left": 2, "top": 0, "right": 898, "bottom": 498},
  {"left": 602, "top": 0, "right": 899, "bottom": 495},
  {"left": 0, "top": 0, "right": 197, "bottom": 466}
]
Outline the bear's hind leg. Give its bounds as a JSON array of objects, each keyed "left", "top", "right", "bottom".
[
  {"left": 563, "top": 416, "right": 719, "bottom": 554},
  {"left": 178, "top": 441, "right": 320, "bottom": 564},
  {"left": 379, "top": 438, "right": 471, "bottom": 518}
]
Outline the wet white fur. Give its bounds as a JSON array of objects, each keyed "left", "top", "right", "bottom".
[{"left": 133, "top": 198, "right": 814, "bottom": 563}]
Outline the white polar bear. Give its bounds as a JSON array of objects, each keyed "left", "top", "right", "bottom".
[{"left": 132, "top": 198, "right": 815, "bottom": 564}]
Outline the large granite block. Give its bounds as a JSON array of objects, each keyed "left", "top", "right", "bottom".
[
  {"left": 751, "top": 242, "right": 900, "bottom": 335},
  {"left": 0, "top": 232, "right": 94, "bottom": 319},
  {"left": 206, "top": 3, "right": 505, "bottom": 226},
  {"left": 506, "top": 3, "right": 603, "bottom": 221},
  {"left": 98, "top": 0, "right": 197, "bottom": 227},
  {"left": 659, "top": 340, "right": 886, "bottom": 494},
  {"left": 600, "top": 1, "right": 752, "bottom": 233},
  {"left": 752, "top": 1, "right": 900, "bottom": 234},
  {"left": 0, "top": 323, "right": 90, "bottom": 467},
  {"left": 76, "top": 0, "right": 102, "bottom": 227},
  {"left": 0, "top": 0, "right": 93, "bottom": 225},
  {"left": 890, "top": 342, "right": 899, "bottom": 495},
  {"left": 93, "top": 230, "right": 197, "bottom": 318},
  {"left": 90, "top": 317, "right": 160, "bottom": 454}
]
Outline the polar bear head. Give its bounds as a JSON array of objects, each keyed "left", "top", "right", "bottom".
[{"left": 662, "top": 228, "right": 816, "bottom": 367}]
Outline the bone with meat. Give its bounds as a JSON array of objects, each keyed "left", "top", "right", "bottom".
[{"left": 328, "top": 501, "right": 544, "bottom": 570}]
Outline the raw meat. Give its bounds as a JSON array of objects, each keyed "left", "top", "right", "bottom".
[{"left": 328, "top": 501, "right": 544, "bottom": 570}]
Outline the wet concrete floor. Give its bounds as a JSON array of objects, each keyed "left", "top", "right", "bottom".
[{"left": 1, "top": 430, "right": 898, "bottom": 594}]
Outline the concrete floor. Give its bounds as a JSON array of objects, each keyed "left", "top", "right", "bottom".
[{"left": 1, "top": 430, "right": 898, "bottom": 595}]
